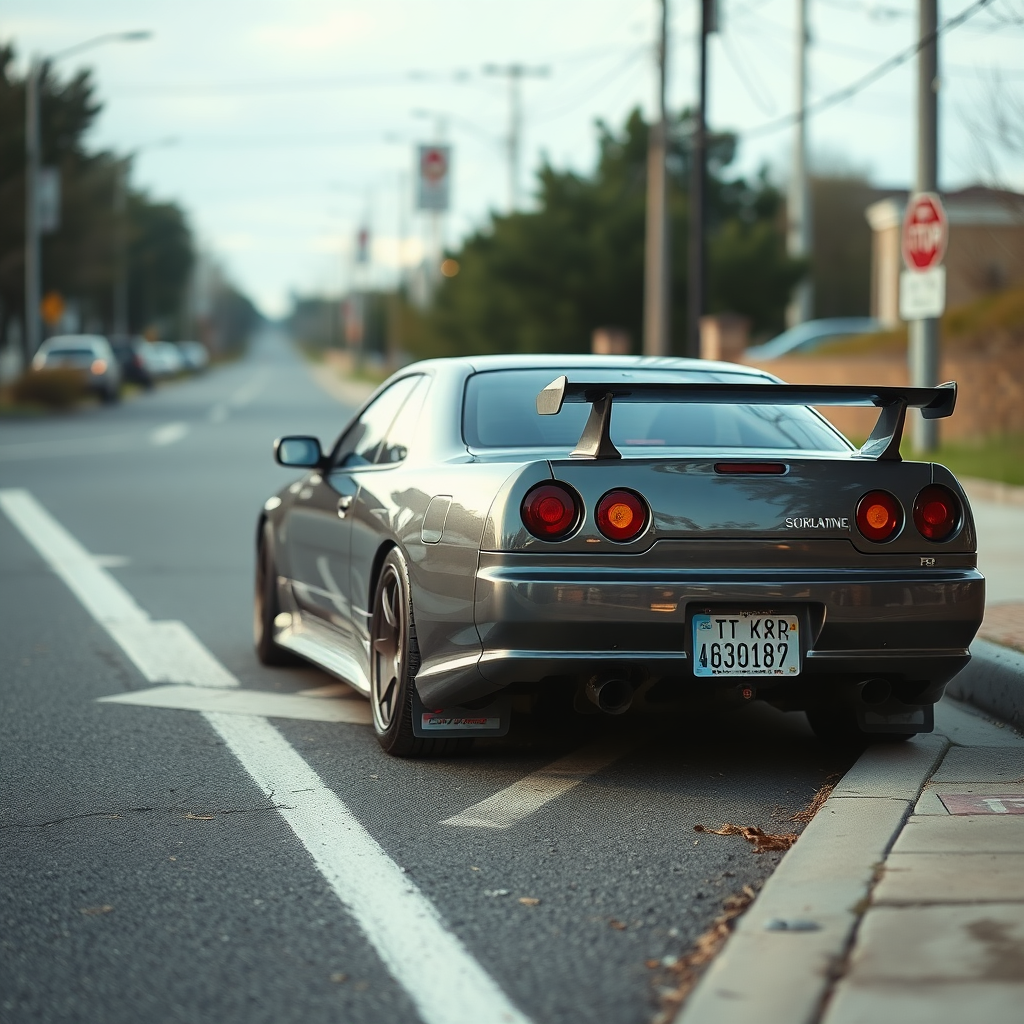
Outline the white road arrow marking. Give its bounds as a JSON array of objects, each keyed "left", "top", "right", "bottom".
[
  {"left": 0, "top": 487, "right": 532, "bottom": 1024},
  {"left": 100, "top": 683, "right": 372, "bottom": 724}
]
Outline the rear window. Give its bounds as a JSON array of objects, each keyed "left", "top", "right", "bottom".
[
  {"left": 43, "top": 347, "right": 94, "bottom": 359},
  {"left": 463, "top": 368, "right": 850, "bottom": 452}
]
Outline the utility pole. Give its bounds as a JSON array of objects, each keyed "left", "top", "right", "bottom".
[
  {"left": 483, "top": 63, "right": 548, "bottom": 213},
  {"left": 910, "top": 0, "right": 940, "bottom": 453},
  {"left": 24, "top": 57, "right": 42, "bottom": 366},
  {"left": 787, "top": 0, "right": 813, "bottom": 326},
  {"left": 687, "top": 1, "right": 715, "bottom": 358},
  {"left": 643, "top": 0, "right": 670, "bottom": 357}
]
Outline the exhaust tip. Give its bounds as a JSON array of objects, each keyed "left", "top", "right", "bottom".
[
  {"left": 585, "top": 675, "right": 634, "bottom": 715},
  {"left": 860, "top": 678, "right": 892, "bottom": 706}
]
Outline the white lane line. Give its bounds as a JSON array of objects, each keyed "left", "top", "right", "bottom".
[
  {"left": 0, "top": 434, "right": 136, "bottom": 461},
  {"left": 0, "top": 487, "right": 531, "bottom": 1024},
  {"left": 229, "top": 372, "right": 268, "bottom": 408},
  {"left": 0, "top": 490, "right": 236, "bottom": 689},
  {"left": 100, "top": 684, "right": 373, "bottom": 724},
  {"left": 441, "top": 742, "right": 632, "bottom": 829},
  {"left": 150, "top": 422, "right": 189, "bottom": 446}
]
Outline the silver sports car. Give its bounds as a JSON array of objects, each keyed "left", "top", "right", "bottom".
[{"left": 255, "top": 355, "right": 984, "bottom": 756}]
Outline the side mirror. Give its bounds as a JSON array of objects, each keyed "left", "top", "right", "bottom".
[{"left": 274, "top": 435, "right": 323, "bottom": 468}]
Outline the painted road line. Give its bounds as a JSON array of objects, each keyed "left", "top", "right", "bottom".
[
  {"left": 0, "top": 434, "right": 137, "bottom": 461},
  {"left": 150, "top": 422, "right": 189, "bottom": 446},
  {"left": 100, "top": 684, "right": 373, "bottom": 724},
  {"left": 441, "top": 742, "right": 632, "bottom": 829},
  {"left": 0, "top": 487, "right": 531, "bottom": 1024},
  {"left": 229, "top": 372, "right": 268, "bottom": 408},
  {"left": 0, "top": 489, "right": 236, "bottom": 689}
]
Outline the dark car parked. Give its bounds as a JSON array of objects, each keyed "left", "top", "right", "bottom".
[
  {"left": 109, "top": 336, "right": 154, "bottom": 389},
  {"left": 256, "top": 355, "right": 984, "bottom": 757}
]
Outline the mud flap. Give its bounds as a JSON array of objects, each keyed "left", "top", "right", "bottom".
[
  {"left": 857, "top": 700, "right": 934, "bottom": 734},
  {"left": 411, "top": 689, "right": 511, "bottom": 739}
]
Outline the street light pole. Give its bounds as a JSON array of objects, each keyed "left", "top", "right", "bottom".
[{"left": 22, "top": 30, "right": 151, "bottom": 364}]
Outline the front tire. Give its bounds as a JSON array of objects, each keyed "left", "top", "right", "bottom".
[
  {"left": 370, "top": 548, "right": 467, "bottom": 758},
  {"left": 254, "top": 522, "right": 296, "bottom": 666}
]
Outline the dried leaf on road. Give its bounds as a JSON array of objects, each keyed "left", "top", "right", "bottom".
[
  {"left": 693, "top": 823, "right": 799, "bottom": 853},
  {"left": 653, "top": 885, "right": 756, "bottom": 1023},
  {"left": 330, "top": 973, "right": 348, "bottom": 984},
  {"left": 609, "top": 919, "right": 627, "bottom": 930},
  {"left": 518, "top": 897, "right": 540, "bottom": 906},
  {"left": 790, "top": 774, "right": 840, "bottom": 823},
  {"left": 80, "top": 905, "right": 114, "bottom": 915}
]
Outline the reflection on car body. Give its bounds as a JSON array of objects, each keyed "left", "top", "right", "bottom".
[{"left": 255, "top": 355, "right": 984, "bottom": 757}]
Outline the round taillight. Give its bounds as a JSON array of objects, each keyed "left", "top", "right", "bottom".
[
  {"left": 596, "top": 489, "right": 648, "bottom": 542},
  {"left": 521, "top": 483, "right": 578, "bottom": 540},
  {"left": 913, "top": 485, "right": 960, "bottom": 541},
  {"left": 856, "top": 490, "right": 902, "bottom": 542}
]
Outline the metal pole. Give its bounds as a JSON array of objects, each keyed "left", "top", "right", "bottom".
[
  {"left": 643, "top": 0, "right": 671, "bottom": 357},
  {"left": 687, "top": 0, "right": 709, "bottom": 358},
  {"left": 786, "top": 0, "right": 813, "bottom": 325},
  {"left": 909, "top": 0, "right": 939, "bottom": 453},
  {"left": 509, "top": 67, "right": 522, "bottom": 213},
  {"left": 113, "top": 158, "right": 129, "bottom": 335},
  {"left": 24, "top": 57, "right": 42, "bottom": 364}
]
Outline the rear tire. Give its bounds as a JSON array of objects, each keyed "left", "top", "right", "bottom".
[
  {"left": 370, "top": 548, "right": 468, "bottom": 758},
  {"left": 254, "top": 522, "right": 297, "bottom": 666}
]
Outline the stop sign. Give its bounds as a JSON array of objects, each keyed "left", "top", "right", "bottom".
[
  {"left": 421, "top": 147, "right": 448, "bottom": 183},
  {"left": 901, "top": 192, "right": 948, "bottom": 271}
]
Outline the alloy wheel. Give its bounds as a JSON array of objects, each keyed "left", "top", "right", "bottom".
[{"left": 371, "top": 566, "right": 405, "bottom": 731}]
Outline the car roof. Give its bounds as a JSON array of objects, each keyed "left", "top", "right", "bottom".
[
  {"left": 407, "top": 353, "right": 779, "bottom": 380},
  {"left": 41, "top": 334, "right": 107, "bottom": 349}
]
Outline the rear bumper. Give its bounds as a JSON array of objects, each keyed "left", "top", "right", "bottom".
[{"left": 465, "top": 557, "right": 984, "bottom": 698}]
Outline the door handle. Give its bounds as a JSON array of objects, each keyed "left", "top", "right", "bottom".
[{"left": 337, "top": 495, "right": 354, "bottom": 518}]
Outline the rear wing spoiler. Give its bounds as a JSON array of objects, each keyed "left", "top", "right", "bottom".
[{"left": 535, "top": 376, "right": 957, "bottom": 461}]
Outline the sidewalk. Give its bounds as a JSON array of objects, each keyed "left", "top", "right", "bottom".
[
  {"left": 676, "top": 698, "right": 1024, "bottom": 1024},
  {"left": 821, "top": 705, "right": 1024, "bottom": 1023}
]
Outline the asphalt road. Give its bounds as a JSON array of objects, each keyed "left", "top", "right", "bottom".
[{"left": 0, "top": 331, "right": 852, "bottom": 1024}]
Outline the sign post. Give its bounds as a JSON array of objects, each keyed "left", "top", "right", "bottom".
[{"left": 901, "top": 190, "right": 947, "bottom": 452}]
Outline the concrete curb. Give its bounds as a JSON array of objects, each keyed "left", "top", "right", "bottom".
[
  {"left": 945, "top": 639, "right": 1024, "bottom": 733},
  {"left": 674, "top": 735, "right": 949, "bottom": 1024}
]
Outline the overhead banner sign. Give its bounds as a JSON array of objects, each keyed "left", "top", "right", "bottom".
[
  {"left": 899, "top": 191, "right": 948, "bottom": 322},
  {"left": 416, "top": 144, "right": 451, "bottom": 212}
]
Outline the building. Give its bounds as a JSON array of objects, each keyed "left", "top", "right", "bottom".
[{"left": 865, "top": 186, "right": 1024, "bottom": 327}]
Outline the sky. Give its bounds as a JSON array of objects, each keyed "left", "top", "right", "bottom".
[{"left": 5, "top": 0, "right": 1024, "bottom": 317}]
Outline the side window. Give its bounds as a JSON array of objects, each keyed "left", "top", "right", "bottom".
[
  {"left": 332, "top": 376, "right": 421, "bottom": 470},
  {"left": 376, "top": 376, "right": 429, "bottom": 465}
]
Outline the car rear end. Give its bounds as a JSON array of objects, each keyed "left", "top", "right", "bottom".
[
  {"left": 33, "top": 336, "right": 121, "bottom": 402},
  {"left": 466, "top": 363, "right": 984, "bottom": 735}
]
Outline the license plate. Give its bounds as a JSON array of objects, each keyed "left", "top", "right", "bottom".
[{"left": 692, "top": 612, "right": 800, "bottom": 677}]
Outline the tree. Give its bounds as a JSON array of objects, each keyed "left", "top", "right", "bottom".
[
  {"left": 409, "top": 108, "right": 802, "bottom": 359},
  {"left": 0, "top": 43, "right": 197, "bottom": 345}
]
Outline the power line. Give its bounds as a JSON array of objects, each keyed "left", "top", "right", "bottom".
[{"left": 736, "top": 0, "right": 996, "bottom": 141}]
